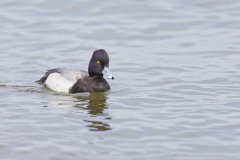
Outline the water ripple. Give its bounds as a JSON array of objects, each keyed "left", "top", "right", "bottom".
[{"left": 1, "top": 0, "right": 240, "bottom": 160}]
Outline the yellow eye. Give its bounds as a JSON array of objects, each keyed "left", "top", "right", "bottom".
[{"left": 96, "top": 60, "right": 101, "bottom": 64}]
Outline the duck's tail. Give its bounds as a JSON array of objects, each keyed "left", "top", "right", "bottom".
[
  {"left": 35, "top": 79, "right": 42, "bottom": 84},
  {"left": 35, "top": 76, "right": 47, "bottom": 85}
]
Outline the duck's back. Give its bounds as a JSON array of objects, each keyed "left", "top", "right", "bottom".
[
  {"left": 37, "top": 68, "right": 88, "bottom": 93},
  {"left": 56, "top": 68, "right": 88, "bottom": 82},
  {"left": 38, "top": 68, "right": 88, "bottom": 84}
]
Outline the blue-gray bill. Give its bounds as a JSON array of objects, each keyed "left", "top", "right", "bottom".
[{"left": 102, "top": 67, "right": 115, "bottom": 80}]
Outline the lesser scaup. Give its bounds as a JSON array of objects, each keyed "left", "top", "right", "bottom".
[{"left": 37, "top": 49, "right": 114, "bottom": 93}]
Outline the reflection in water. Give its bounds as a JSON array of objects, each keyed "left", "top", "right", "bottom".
[
  {"left": 2, "top": 83, "right": 113, "bottom": 132},
  {"left": 74, "top": 92, "right": 111, "bottom": 131}
]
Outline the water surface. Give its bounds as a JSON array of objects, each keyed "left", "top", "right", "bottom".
[{"left": 1, "top": 0, "right": 240, "bottom": 160}]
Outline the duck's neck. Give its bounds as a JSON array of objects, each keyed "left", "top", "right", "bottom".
[
  {"left": 89, "top": 73, "right": 103, "bottom": 78},
  {"left": 88, "top": 60, "right": 104, "bottom": 77}
]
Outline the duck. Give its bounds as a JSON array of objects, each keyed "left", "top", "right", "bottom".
[{"left": 37, "top": 49, "right": 114, "bottom": 93}]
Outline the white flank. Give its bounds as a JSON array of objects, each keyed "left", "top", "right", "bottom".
[{"left": 45, "top": 73, "right": 74, "bottom": 93}]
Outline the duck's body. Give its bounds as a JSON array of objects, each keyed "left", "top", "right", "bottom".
[
  {"left": 37, "top": 49, "right": 114, "bottom": 93},
  {"left": 70, "top": 75, "right": 110, "bottom": 93}
]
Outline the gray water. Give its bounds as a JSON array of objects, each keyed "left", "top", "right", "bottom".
[{"left": 1, "top": 0, "right": 240, "bottom": 160}]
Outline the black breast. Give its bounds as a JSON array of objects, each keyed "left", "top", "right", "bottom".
[{"left": 70, "top": 76, "right": 110, "bottom": 93}]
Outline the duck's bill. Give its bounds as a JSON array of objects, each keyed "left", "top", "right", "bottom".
[{"left": 102, "top": 67, "right": 115, "bottom": 80}]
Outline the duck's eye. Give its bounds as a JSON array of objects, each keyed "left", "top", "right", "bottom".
[{"left": 96, "top": 60, "right": 101, "bottom": 64}]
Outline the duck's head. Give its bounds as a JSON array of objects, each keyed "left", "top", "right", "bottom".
[{"left": 88, "top": 49, "right": 115, "bottom": 80}]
